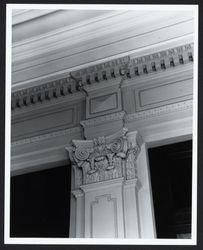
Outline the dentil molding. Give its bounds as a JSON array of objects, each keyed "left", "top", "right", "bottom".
[{"left": 11, "top": 43, "right": 193, "bottom": 111}]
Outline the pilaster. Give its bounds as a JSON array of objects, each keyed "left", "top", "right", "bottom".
[{"left": 67, "top": 128, "right": 144, "bottom": 238}]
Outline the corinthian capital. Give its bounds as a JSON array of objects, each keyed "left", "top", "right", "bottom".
[{"left": 66, "top": 128, "right": 143, "bottom": 187}]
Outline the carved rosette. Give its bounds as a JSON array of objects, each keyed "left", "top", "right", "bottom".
[{"left": 67, "top": 128, "right": 143, "bottom": 187}]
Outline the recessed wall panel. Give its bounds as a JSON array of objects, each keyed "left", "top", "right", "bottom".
[{"left": 135, "top": 78, "right": 193, "bottom": 111}]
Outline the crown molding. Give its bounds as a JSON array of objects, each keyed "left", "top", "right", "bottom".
[
  {"left": 13, "top": 10, "right": 180, "bottom": 62},
  {"left": 11, "top": 43, "right": 193, "bottom": 111},
  {"left": 11, "top": 11, "right": 194, "bottom": 87},
  {"left": 12, "top": 10, "right": 126, "bottom": 50},
  {"left": 72, "top": 43, "right": 193, "bottom": 83},
  {"left": 12, "top": 34, "right": 194, "bottom": 91},
  {"left": 12, "top": 11, "right": 194, "bottom": 65}
]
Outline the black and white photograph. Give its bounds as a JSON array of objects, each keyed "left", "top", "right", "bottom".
[{"left": 4, "top": 3, "right": 198, "bottom": 245}]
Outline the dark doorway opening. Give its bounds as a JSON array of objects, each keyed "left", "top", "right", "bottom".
[
  {"left": 148, "top": 140, "right": 192, "bottom": 239},
  {"left": 10, "top": 165, "right": 71, "bottom": 237}
]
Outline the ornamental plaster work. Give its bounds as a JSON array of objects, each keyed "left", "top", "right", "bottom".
[
  {"left": 11, "top": 100, "right": 192, "bottom": 147},
  {"left": 67, "top": 128, "right": 142, "bottom": 188},
  {"left": 11, "top": 43, "right": 193, "bottom": 110}
]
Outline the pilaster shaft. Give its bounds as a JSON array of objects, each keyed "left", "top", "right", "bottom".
[{"left": 67, "top": 128, "right": 143, "bottom": 238}]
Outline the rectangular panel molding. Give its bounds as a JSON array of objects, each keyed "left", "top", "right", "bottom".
[
  {"left": 90, "top": 93, "right": 118, "bottom": 115},
  {"left": 86, "top": 88, "right": 122, "bottom": 119},
  {"left": 91, "top": 194, "right": 118, "bottom": 238},
  {"left": 12, "top": 107, "right": 76, "bottom": 140},
  {"left": 80, "top": 178, "right": 125, "bottom": 238},
  {"left": 135, "top": 77, "right": 193, "bottom": 111}
]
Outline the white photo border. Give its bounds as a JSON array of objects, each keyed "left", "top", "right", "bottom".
[{"left": 5, "top": 3, "right": 199, "bottom": 245}]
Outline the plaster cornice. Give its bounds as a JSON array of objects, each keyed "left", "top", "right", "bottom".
[
  {"left": 13, "top": 11, "right": 127, "bottom": 48},
  {"left": 71, "top": 43, "right": 193, "bottom": 81},
  {"left": 11, "top": 43, "right": 194, "bottom": 111},
  {"left": 13, "top": 10, "right": 183, "bottom": 62}
]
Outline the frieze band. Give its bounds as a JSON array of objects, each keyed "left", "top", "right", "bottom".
[{"left": 11, "top": 100, "right": 192, "bottom": 147}]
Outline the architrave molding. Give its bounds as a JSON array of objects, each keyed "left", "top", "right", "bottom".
[
  {"left": 125, "top": 99, "right": 193, "bottom": 122},
  {"left": 11, "top": 99, "right": 192, "bottom": 147},
  {"left": 80, "top": 111, "right": 125, "bottom": 128},
  {"left": 11, "top": 126, "right": 82, "bottom": 147}
]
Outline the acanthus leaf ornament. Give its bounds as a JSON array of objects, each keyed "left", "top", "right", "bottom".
[{"left": 68, "top": 128, "right": 143, "bottom": 186}]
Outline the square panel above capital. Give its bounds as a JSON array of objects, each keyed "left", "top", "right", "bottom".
[{"left": 85, "top": 78, "right": 122, "bottom": 119}]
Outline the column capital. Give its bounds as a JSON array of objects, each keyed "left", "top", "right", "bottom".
[{"left": 66, "top": 128, "right": 143, "bottom": 187}]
